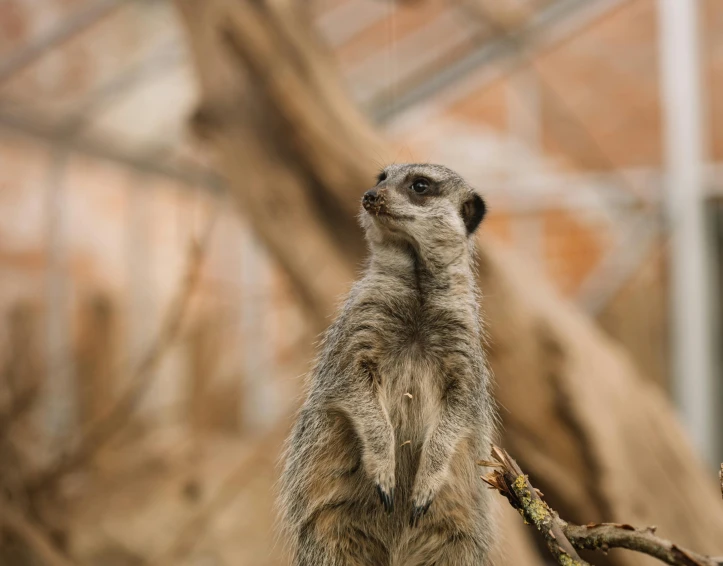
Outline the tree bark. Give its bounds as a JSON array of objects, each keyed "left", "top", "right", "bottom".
[{"left": 175, "top": 1, "right": 723, "bottom": 564}]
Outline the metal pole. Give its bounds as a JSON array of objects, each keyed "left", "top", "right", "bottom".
[
  {"left": 240, "top": 228, "right": 277, "bottom": 432},
  {"left": 0, "top": 0, "right": 125, "bottom": 84},
  {"left": 44, "top": 149, "right": 76, "bottom": 448},
  {"left": 657, "top": 0, "right": 714, "bottom": 460},
  {"left": 507, "top": 70, "right": 545, "bottom": 271},
  {"left": 371, "top": 0, "right": 626, "bottom": 122},
  {"left": 126, "top": 176, "right": 155, "bottom": 399}
]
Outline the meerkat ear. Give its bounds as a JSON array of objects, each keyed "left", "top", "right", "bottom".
[{"left": 461, "top": 193, "right": 486, "bottom": 235}]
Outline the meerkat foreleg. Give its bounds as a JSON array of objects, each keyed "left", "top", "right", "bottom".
[{"left": 335, "top": 385, "right": 396, "bottom": 512}]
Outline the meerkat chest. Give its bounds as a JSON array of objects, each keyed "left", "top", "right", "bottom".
[
  {"left": 352, "top": 285, "right": 477, "bottom": 435},
  {"left": 376, "top": 312, "right": 468, "bottom": 439},
  {"left": 378, "top": 350, "right": 440, "bottom": 444}
]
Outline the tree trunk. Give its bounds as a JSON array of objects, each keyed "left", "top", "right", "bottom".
[{"left": 175, "top": 1, "right": 723, "bottom": 564}]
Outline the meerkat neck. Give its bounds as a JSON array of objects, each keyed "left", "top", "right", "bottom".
[{"left": 369, "top": 240, "right": 477, "bottom": 302}]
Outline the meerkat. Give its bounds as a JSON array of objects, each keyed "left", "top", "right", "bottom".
[{"left": 279, "top": 164, "right": 496, "bottom": 566}]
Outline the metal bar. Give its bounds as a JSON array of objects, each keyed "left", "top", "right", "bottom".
[
  {"left": 316, "top": 0, "right": 391, "bottom": 48},
  {"left": 347, "top": 7, "right": 480, "bottom": 105},
  {"left": 657, "top": 0, "right": 715, "bottom": 460},
  {"left": 0, "top": 0, "right": 127, "bottom": 85},
  {"left": 507, "top": 70, "right": 545, "bottom": 270},
  {"left": 371, "top": 0, "right": 628, "bottom": 122},
  {"left": 44, "top": 149, "right": 76, "bottom": 448},
  {"left": 507, "top": 70, "right": 542, "bottom": 155},
  {"left": 576, "top": 212, "right": 659, "bottom": 314},
  {"left": 9, "top": 100, "right": 723, "bottom": 218},
  {"left": 0, "top": 112, "right": 223, "bottom": 192},
  {"left": 60, "top": 40, "right": 183, "bottom": 136},
  {"left": 126, "top": 175, "right": 155, "bottom": 377},
  {"left": 240, "top": 228, "right": 278, "bottom": 432}
]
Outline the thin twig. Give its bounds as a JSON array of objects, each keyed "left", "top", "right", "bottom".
[
  {"left": 0, "top": 381, "right": 39, "bottom": 436},
  {"left": 148, "top": 420, "right": 287, "bottom": 566},
  {"left": 481, "top": 446, "right": 720, "bottom": 566}
]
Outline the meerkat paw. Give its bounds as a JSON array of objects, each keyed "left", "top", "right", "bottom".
[
  {"left": 409, "top": 492, "right": 433, "bottom": 527},
  {"left": 410, "top": 475, "right": 442, "bottom": 527},
  {"left": 375, "top": 483, "right": 395, "bottom": 513},
  {"left": 364, "top": 451, "right": 395, "bottom": 513},
  {"left": 373, "top": 465, "right": 395, "bottom": 513}
]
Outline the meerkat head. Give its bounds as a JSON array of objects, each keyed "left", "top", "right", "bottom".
[{"left": 360, "top": 163, "right": 486, "bottom": 256}]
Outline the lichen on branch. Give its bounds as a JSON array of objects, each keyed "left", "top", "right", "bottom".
[
  {"left": 481, "top": 446, "right": 589, "bottom": 565},
  {"left": 481, "top": 446, "right": 720, "bottom": 566}
]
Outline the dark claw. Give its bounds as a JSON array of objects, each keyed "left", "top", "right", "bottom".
[
  {"left": 375, "top": 484, "right": 394, "bottom": 513},
  {"left": 409, "top": 500, "right": 432, "bottom": 527}
]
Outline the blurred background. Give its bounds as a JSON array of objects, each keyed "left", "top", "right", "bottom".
[{"left": 1, "top": 0, "right": 722, "bottom": 565}]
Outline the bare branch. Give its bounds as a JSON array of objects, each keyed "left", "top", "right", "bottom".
[
  {"left": 482, "top": 446, "right": 720, "bottom": 566},
  {"left": 0, "top": 503, "right": 81, "bottom": 566},
  {"left": 148, "top": 420, "right": 288, "bottom": 566},
  {"left": 0, "top": 303, "right": 43, "bottom": 435},
  {"left": 481, "top": 446, "right": 589, "bottom": 565},
  {"left": 0, "top": 381, "right": 39, "bottom": 436},
  {"left": 565, "top": 522, "right": 719, "bottom": 566}
]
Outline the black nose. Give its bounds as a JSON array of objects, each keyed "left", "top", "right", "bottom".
[{"left": 362, "top": 190, "right": 378, "bottom": 207}]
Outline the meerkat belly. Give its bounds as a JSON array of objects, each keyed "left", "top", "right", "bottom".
[{"left": 379, "top": 350, "right": 443, "bottom": 495}]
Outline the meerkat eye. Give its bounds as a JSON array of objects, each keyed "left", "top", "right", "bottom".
[
  {"left": 377, "top": 171, "right": 387, "bottom": 184},
  {"left": 411, "top": 178, "right": 430, "bottom": 194}
]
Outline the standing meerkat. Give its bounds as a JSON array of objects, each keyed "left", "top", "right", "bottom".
[{"left": 279, "top": 164, "right": 496, "bottom": 565}]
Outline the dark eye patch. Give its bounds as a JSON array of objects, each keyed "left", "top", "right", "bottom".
[
  {"left": 404, "top": 174, "right": 441, "bottom": 200},
  {"left": 377, "top": 171, "right": 387, "bottom": 184}
]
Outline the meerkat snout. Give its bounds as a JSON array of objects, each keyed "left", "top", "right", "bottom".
[
  {"left": 362, "top": 188, "right": 379, "bottom": 208},
  {"left": 362, "top": 187, "right": 390, "bottom": 217}
]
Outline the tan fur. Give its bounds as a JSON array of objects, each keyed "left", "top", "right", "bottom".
[{"left": 279, "top": 164, "right": 496, "bottom": 565}]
